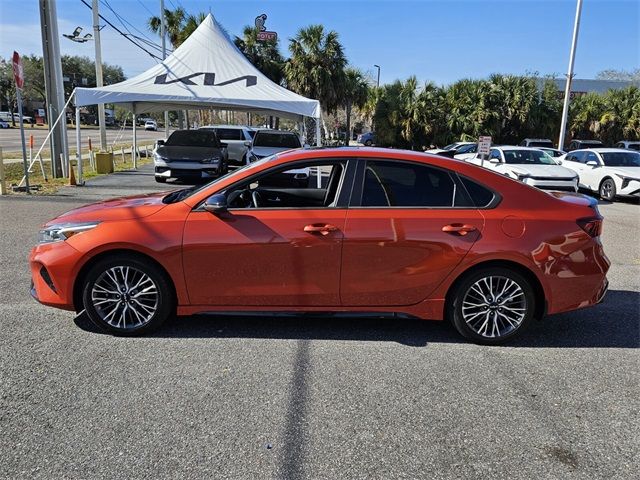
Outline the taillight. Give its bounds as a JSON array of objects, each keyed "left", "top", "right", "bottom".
[{"left": 577, "top": 217, "right": 602, "bottom": 238}]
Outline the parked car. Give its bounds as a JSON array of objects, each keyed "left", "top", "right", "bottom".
[
  {"left": 247, "top": 129, "right": 307, "bottom": 187},
  {"left": 519, "top": 138, "right": 554, "bottom": 148},
  {"left": 153, "top": 129, "right": 228, "bottom": 184},
  {"left": 144, "top": 120, "right": 158, "bottom": 131},
  {"left": 614, "top": 140, "right": 640, "bottom": 151},
  {"left": 426, "top": 142, "right": 477, "bottom": 158},
  {"left": 29, "top": 147, "right": 610, "bottom": 344},
  {"left": 200, "top": 125, "right": 254, "bottom": 167},
  {"left": 357, "top": 131, "right": 375, "bottom": 146},
  {"left": 538, "top": 147, "right": 566, "bottom": 158},
  {"left": 0, "top": 118, "right": 9, "bottom": 129},
  {"left": 442, "top": 141, "right": 475, "bottom": 151},
  {"left": 452, "top": 143, "right": 479, "bottom": 160},
  {"left": 466, "top": 146, "right": 578, "bottom": 191},
  {"left": 567, "top": 139, "right": 604, "bottom": 151},
  {"left": 559, "top": 148, "right": 640, "bottom": 201}
]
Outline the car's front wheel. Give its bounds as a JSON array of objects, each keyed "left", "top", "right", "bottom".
[
  {"left": 599, "top": 177, "right": 616, "bottom": 201},
  {"left": 449, "top": 267, "right": 535, "bottom": 344},
  {"left": 155, "top": 176, "right": 167, "bottom": 183},
  {"left": 82, "top": 254, "right": 174, "bottom": 336}
]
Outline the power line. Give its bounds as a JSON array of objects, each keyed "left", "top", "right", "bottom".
[{"left": 78, "top": 0, "right": 162, "bottom": 61}]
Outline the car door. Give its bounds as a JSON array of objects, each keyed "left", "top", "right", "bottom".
[
  {"left": 581, "top": 151, "right": 604, "bottom": 190},
  {"left": 340, "top": 158, "right": 484, "bottom": 306},
  {"left": 182, "top": 158, "right": 353, "bottom": 306},
  {"left": 562, "top": 151, "right": 586, "bottom": 186}
]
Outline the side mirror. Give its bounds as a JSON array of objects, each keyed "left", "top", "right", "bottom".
[
  {"left": 156, "top": 139, "right": 165, "bottom": 146},
  {"left": 586, "top": 160, "right": 599, "bottom": 167},
  {"left": 244, "top": 141, "right": 252, "bottom": 147},
  {"left": 203, "top": 194, "right": 228, "bottom": 214},
  {"left": 489, "top": 158, "right": 500, "bottom": 164}
]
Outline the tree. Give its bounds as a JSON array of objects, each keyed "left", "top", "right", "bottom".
[
  {"left": 234, "top": 26, "right": 285, "bottom": 85},
  {"left": 148, "top": 7, "right": 187, "bottom": 48},
  {"left": 342, "top": 68, "right": 369, "bottom": 145},
  {"left": 285, "top": 25, "right": 347, "bottom": 114}
]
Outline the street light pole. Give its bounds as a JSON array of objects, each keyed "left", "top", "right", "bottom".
[
  {"left": 373, "top": 64, "right": 380, "bottom": 88},
  {"left": 160, "top": 0, "right": 169, "bottom": 137},
  {"left": 92, "top": 0, "right": 107, "bottom": 151},
  {"left": 558, "top": 0, "right": 583, "bottom": 150}
]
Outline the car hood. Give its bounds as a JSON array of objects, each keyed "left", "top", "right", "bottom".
[
  {"left": 507, "top": 164, "right": 576, "bottom": 178},
  {"left": 605, "top": 166, "right": 640, "bottom": 179},
  {"left": 251, "top": 146, "right": 293, "bottom": 158},
  {"left": 156, "top": 145, "right": 223, "bottom": 161},
  {"left": 47, "top": 191, "right": 170, "bottom": 225}
]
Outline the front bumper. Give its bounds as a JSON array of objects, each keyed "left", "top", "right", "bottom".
[
  {"left": 29, "top": 241, "right": 83, "bottom": 311},
  {"left": 154, "top": 159, "right": 222, "bottom": 179}
]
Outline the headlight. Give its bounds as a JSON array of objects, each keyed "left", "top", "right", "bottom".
[{"left": 38, "top": 222, "right": 100, "bottom": 244}]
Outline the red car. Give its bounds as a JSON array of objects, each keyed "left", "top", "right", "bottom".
[{"left": 29, "top": 148, "right": 610, "bottom": 344}]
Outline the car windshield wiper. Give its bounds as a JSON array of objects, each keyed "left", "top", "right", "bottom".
[{"left": 162, "top": 187, "right": 196, "bottom": 204}]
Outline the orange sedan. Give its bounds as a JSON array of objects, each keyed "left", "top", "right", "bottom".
[{"left": 29, "top": 148, "right": 610, "bottom": 344}]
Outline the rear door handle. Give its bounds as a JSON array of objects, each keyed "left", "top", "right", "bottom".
[
  {"left": 442, "top": 223, "right": 477, "bottom": 236},
  {"left": 304, "top": 223, "right": 338, "bottom": 236}
]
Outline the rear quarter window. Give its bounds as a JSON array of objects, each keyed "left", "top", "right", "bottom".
[{"left": 458, "top": 176, "right": 496, "bottom": 208}]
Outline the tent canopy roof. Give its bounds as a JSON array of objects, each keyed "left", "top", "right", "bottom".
[{"left": 74, "top": 14, "right": 320, "bottom": 120}]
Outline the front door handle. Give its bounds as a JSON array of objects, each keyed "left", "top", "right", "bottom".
[
  {"left": 304, "top": 223, "right": 338, "bottom": 236},
  {"left": 442, "top": 223, "right": 477, "bottom": 236}
]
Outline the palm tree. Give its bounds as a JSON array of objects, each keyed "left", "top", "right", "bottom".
[
  {"left": 342, "top": 68, "right": 369, "bottom": 145},
  {"left": 234, "top": 26, "right": 284, "bottom": 85},
  {"left": 148, "top": 7, "right": 187, "bottom": 48},
  {"left": 285, "top": 25, "right": 347, "bottom": 114}
]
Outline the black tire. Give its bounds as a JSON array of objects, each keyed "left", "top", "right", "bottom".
[
  {"left": 155, "top": 176, "right": 167, "bottom": 183},
  {"left": 448, "top": 267, "right": 536, "bottom": 345},
  {"left": 599, "top": 177, "right": 616, "bottom": 201},
  {"left": 364, "top": 140, "right": 373, "bottom": 147},
  {"left": 81, "top": 254, "right": 175, "bottom": 336}
]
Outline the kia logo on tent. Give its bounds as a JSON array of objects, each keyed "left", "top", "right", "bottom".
[{"left": 154, "top": 72, "right": 257, "bottom": 87}]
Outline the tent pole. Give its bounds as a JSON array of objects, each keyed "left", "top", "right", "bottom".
[
  {"left": 132, "top": 109, "right": 138, "bottom": 169},
  {"left": 76, "top": 107, "right": 83, "bottom": 185}
]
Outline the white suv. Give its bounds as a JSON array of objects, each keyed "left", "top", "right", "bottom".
[
  {"left": 466, "top": 146, "right": 578, "bottom": 191},
  {"left": 199, "top": 125, "right": 255, "bottom": 168},
  {"left": 559, "top": 148, "right": 640, "bottom": 201}
]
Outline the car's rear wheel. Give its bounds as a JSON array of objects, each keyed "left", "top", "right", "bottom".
[
  {"left": 82, "top": 255, "right": 174, "bottom": 336},
  {"left": 364, "top": 140, "right": 373, "bottom": 146},
  {"left": 449, "top": 267, "right": 535, "bottom": 344},
  {"left": 599, "top": 177, "right": 616, "bottom": 201}
]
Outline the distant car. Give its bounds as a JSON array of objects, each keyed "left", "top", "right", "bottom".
[
  {"left": 442, "top": 141, "right": 475, "bottom": 151},
  {"left": 426, "top": 142, "right": 477, "bottom": 157},
  {"left": 144, "top": 120, "right": 158, "bottom": 131},
  {"left": 357, "top": 132, "right": 375, "bottom": 146},
  {"left": 466, "top": 146, "right": 578, "bottom": 191},
  {"left": 248, "top": 129, "right": 307, "bottom": 187},
  {"left": 519, "top": 138, "right": 554, "bottom": 148},
  {"left": 614, "top": 140, "right": 640, "bottom": 151},
  {"left": 538, "top": 147, "right": 566, "bottom": 158},
  {"left": 567, "top": 139, "right": 604, "bottom": 151},
  {"left": 0, "top": 118, "right": 9, "bottom": 129},
  {"left": 200, "top": 125, "right": 254, "bottom": 167},
  {"left": 559, "top": 148, "right": 640, "bottom": 201},
  {"left": 452, "top": 143, "right": 481, "bottom": 161},
  {"left": 153, "top": 129, "right": 228, "bottom": 184}
]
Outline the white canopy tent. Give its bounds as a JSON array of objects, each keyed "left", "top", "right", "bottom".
[{"left": 71, "top": 13, "right": 322, "bottom": 183}]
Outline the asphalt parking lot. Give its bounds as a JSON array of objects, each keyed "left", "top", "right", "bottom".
[{"left": 0, "top": 165, "right": 638, "bottom": 479}]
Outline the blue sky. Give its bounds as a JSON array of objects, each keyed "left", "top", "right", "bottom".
[{"left": 1, "top": 0, "right": 638, "bottom": 85}]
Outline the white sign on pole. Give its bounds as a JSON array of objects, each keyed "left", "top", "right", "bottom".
[
  {"left": 478, "top": 136, "right": 492, "bottom": 156},
  {"left": 13, "top": 51, "right": 30, "bottom": 194}
]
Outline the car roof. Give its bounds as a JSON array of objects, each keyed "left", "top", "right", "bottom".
[
  {"left": 254, "top": 129, "right": 297, "bottom": 134},
  {"left": 493, "top": 146, "right": 544, "bottom": 151},
  {"left": 200, "top": 124, "right": 249, "bottom": 129},
  {"left": 571, "top": 148, "right": 634, "bottom": 153},
  {"left": 573, "top": 139, "right": 603, "bottom": 143}
]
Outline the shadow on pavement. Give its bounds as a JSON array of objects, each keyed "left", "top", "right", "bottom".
[{"left": 74, "top": 290, "right": 639, "bottom": 349}]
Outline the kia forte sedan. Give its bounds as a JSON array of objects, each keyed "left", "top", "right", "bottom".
[{"left": 30, "top": 148, "right": 610, "bottom": 344}]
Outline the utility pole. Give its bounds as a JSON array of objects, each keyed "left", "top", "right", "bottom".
[
  {"left": 558, "top": 0, "right": 583, "bottom": 150},
  {"left": 93, "top": 0, "right": 107, "bottom": 150},
  {"left": 160, "top": 0, "right": 170, "bottom": 137}
]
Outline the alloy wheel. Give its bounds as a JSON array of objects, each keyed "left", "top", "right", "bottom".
[
  {"left": 91, "top": 266, "right": 159, "bottom": 329},
  {"left": 600, "top": 179, "right": 614, "bottom": 200},
  {"left": 461, "top": 275, "right": 527, "bottom": 338}
]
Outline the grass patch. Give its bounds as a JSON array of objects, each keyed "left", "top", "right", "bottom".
[{"left": 2, "top": 153, "right": 152, "bottom": 195}]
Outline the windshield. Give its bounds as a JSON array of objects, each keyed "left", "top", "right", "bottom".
[
  {"left": 601, "top": 151, "right": 640, "bottom": 167},
  {"left": 503, "top": 149, "right": 557, "bottom": 165},
  {"left": 162, "top": 155, "right": 277, "bottom": 204},
  {"left": 253, "top": 132, "right": 301, "bottom": 149},
  {"left": 165, "top": 130, "right": 220, "bottom": 148}
]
